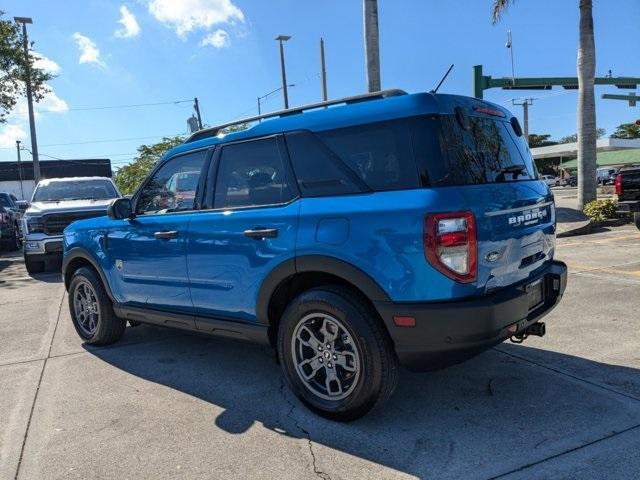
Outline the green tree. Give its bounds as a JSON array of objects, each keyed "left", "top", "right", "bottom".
[
  {"left": 527, "top": 133, "right": 557, "bottom": 148},
  {"left": 557, "top": 128, "right": 605, "bottom": 144},
  {"left": 114, "top": 136, "right": 184, "bottom": 195},
  {"left": 491, "top": 0, "right": 597, "bottom": 209},
  {"left": 611, "top": 122, "right": 640, "bottom": 139},
  {"left": 0, "top": 12, "right": 53, "bottom": 123}
]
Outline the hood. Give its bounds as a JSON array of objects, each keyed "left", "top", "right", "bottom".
[{"left": 26, "top": 198, "right": 114, "bottom": 216}]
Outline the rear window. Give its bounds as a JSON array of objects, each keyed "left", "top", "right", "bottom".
[{"left": 437, "top": 114, "right": 537, "bottom": 185}]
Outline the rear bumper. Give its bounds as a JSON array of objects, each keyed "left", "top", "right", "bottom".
[
  {"left": 617, "top": 200, "right": 640, "bottom": 213},
  {"left": 374, "top": 260, "right": 568, "bottom": 371}
]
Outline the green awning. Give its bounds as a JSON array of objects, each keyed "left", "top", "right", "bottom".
[{"left": 559, "top": 148, "right": 640, "bottom": 169}]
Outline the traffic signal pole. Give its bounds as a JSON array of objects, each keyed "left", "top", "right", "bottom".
[{"left": 473, "top": 64, "right": 640, "bottom": 99}]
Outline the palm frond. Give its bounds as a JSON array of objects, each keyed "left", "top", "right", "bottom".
[{"left": 491, "top": 0, "right": 516, "bottom": 24}]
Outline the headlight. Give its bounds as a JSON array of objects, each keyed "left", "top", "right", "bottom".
[{"left": 25, "top": 216, "right": 44, "bottom": 234}]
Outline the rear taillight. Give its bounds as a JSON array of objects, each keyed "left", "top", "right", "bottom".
[
  {"left": 614, "top": 174, "right": 623, "bottom": 196},
  {"left": 424, "top": 211, "right": 477, "bottom": 283},
  {"left": 0, "top": 212, "right": 8, "bottom": 223}
]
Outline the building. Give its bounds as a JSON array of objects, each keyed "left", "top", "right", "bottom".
[
  {"left": 0, "top": 159, "right": 112, "bottom": 200},
  {"left": 530, "top": 138, "right": 640, "bottom": 177}
]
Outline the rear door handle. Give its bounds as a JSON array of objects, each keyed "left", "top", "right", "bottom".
[
  {"left": 154, "top": 230, "right": 178, "bottom": 240},
  {"left": 243, "top": 228, "right": 279, "bottom": 239}
]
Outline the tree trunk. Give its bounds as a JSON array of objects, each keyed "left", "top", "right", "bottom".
[
  {"left": 576, "top": 0, "right": 597, "bottom": 209},
  {"left": 363, "top": 0, "right": 381, "bottom": 92}
]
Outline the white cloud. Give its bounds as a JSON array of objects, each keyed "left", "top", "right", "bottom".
[
  {"left": 0, "top": 124, "right": 27, "bottom": 149},
  {"left": 115, "top": 6, "right": 141, "bottom": 38},
  {"left": 72, "top": 33, "right": 105, "bottom": 67},
  {"left": 33, "top": 54, "right": 61, "bottom": 75},
  {"left": 148, "top": 0, "right": 243, "bottom": 38},
  {"left": 40, "top": 89, "right": 69, "bottom": 114},
  {"left": 200, "top": 29, "right": 229, "bottom": 48}
]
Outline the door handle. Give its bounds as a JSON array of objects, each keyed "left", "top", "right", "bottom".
[
  {"left": 154, "top": 230, "right": 178, "bottom": 240},
  {"left": 243, "top": 228, "right": 279, "bottom": 239}
]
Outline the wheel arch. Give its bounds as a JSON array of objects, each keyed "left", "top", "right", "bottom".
[
  {"left": 63, "top": 247, "right": 115, "bottom": 301},
  {"left": 257, "top": 255, "right": 391, "bottom": 347}
]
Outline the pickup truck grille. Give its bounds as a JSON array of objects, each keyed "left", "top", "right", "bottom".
[{"left": 42, "top": 211, "right": 106, "bottom": 236}]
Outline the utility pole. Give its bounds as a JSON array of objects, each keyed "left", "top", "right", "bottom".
[
  {"left": 275, "top": 35, "right": 291, "bottom": 109},
  {"left": 512, "top": 98, "right": 534, "bottom": 142},
  {"left": 363, "top": 0, "right": 381, "bottom": 92},
  {"left": 14, "top": 17, "right": 40, "bottom": 184},
  {"left": 193, "top": 97, "right": 203, "bottom": 130},
  {"left": 320, "top": 38, "right": 328, "bottom": 101},
  {"left": 16, "top": 140, "right": 25, "bottom": 200}
]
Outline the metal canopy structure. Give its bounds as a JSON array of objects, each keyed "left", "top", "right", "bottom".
[{"left": 531, "top": 138, "right": 640, "bottom": 160}]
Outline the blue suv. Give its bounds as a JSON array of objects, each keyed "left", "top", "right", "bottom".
[{"left": 62, "top": 90, "right": 567, "bottom": 420}]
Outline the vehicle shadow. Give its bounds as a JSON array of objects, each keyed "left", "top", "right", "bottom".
[
  {"left": 0, "top": 251, "right": 61, "bottom": 290},
  {"left": 85, "top": 330, "right": 640, "bottom": 479}
]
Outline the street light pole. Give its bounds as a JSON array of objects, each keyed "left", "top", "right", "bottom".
[
  {"left": 363, "top": 0, "right": 381, "bottom": 92},
  {"left": 16, "top": 140, "right": 25, "bottom": 200},
  {"left": 275, "top": 35, "right": 291, "bottom": 109},
  {"left": 257, "top": 84, "right": 295, "bottom": 120},
  {"left": 14, "top": 17, "right": 40, "bottom": 184}
]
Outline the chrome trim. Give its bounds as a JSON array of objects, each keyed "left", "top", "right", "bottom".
[{"left": 484, "top": 201, "right": 554, "bottom": 217}]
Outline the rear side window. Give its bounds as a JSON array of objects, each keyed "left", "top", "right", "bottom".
[
  {"left": 317, "top": 119, "right": 421, "bottom": 191},
  {"left": 214, "top": 137, "right": 295, "bottom": 209},
  {"left": 437, "top": 115, "right": 537, "bottom": 185},
  {"left": 285, "top": 131, "right": 365, "bottom": 196}
]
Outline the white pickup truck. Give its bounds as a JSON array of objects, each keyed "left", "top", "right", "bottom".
[{"left": 22, "top": 177, "right": 120, "bottom": 274}]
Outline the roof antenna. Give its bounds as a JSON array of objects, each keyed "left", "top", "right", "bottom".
[{"left": 431, "top": 64, "right": 454, "bottom": 94}]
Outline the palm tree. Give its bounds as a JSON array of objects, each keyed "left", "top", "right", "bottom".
[{"left": 492, "top": 0, "right": 597, "bottom": 208}]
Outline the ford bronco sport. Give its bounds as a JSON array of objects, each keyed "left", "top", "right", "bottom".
[{"left": 62, "top": 90, "right": 567, "bottom": 420}]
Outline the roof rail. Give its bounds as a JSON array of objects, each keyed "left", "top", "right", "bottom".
[{"left": 185, "top": 88, "right": 408, "bottom": 143}]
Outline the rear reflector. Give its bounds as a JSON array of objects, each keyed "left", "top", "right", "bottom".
[
  {"left": 424, "top": 211, "right": 477, "bottom": 283},
  {"left": 393, "top": 316, "right": 416, "bottom": 327}
]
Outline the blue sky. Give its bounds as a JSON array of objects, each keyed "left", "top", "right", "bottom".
[{"left": 0, "top": 0, "right": 638, "bottom": 169}]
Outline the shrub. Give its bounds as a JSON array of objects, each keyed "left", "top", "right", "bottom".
[{"left": 583, "top": 199, "right": 617, "bottom": 223}]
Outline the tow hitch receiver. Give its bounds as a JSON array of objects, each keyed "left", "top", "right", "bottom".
[{"left": 510, "top": 322, "right": 546, "bottom": 344}]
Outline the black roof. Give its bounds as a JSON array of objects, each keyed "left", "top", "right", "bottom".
[{"left": 0, "top": 159, "right": 112, "bottom": 182}]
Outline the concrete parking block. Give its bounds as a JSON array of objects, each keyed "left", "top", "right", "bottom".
[
  {"left": 0, "top": 361, "right": 44, "bottom": 480},
  {"left": 16, "top": 333, "right": 640, "bottom": 480}
]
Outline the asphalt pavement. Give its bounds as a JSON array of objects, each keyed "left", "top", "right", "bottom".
[{"left": 1, "top": 225, "right": 640, "bottom": 480}]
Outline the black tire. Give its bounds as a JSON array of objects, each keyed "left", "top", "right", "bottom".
[
  {"left": 24, "top": 255, "right": 44, "bottom": 274},
  {"left": 634, "top": 212, "right": 640, "bottom": 231},
  {"left": 68, "top": 266, "right": 125, "bottom": 345},
  {"left": 278, "top": 286, "right": 398, "bottom": 421},
  {"left": 7, "top": 224, "right": 20, "bottom": 251}
]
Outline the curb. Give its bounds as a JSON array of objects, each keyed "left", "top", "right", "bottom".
[{"left": 556, "top": 219, "right": 592, "bottom": 238}]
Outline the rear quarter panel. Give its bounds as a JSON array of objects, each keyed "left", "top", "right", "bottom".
[{"left": 296, "top": 189, "right": 477, "bottom": 302}]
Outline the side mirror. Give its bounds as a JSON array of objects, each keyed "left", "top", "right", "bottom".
[{"left": 107, "top": 198, "right": 134, "bottom": 220}]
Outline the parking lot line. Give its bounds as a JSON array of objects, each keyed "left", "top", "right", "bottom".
[{"left": 557, "top": 233, "right": 640, "bottom": 248}]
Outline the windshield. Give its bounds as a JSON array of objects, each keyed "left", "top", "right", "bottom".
[
  {"left": 0, "top": 195, "right": 13, "bottom": 208},
  {"left": 33, "top": 179, "right": 118, "bottom": 202}
]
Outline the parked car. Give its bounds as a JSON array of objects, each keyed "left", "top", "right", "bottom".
[
  {"left": 0, "top": 192, "right": 21, "bottom": 251},
  {"left": 615, "top": 168, "right": 640, "bottom": 229},
  {"left": 597, "top": 167, "right": 618, "bottom": 185},
  {"left": 22, "top": 177, "right": 120, "bottom": 273},
  {"left": 566, "top": 175, "right": 578, "bottom": 187},
  {"left": 62, "top": 90, "right": 567, "bottom": 420},
  {"left": 541, "top": 175, "right": 559, "bottom": 187}
]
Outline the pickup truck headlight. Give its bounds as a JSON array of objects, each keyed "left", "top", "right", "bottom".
[{"left": 25, "top": 216, "right": 44, "bottom": 234}]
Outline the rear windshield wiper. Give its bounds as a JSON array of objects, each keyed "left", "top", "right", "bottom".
[{"left": 495, "top": 165, "right": 527, "bottom": 182}]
